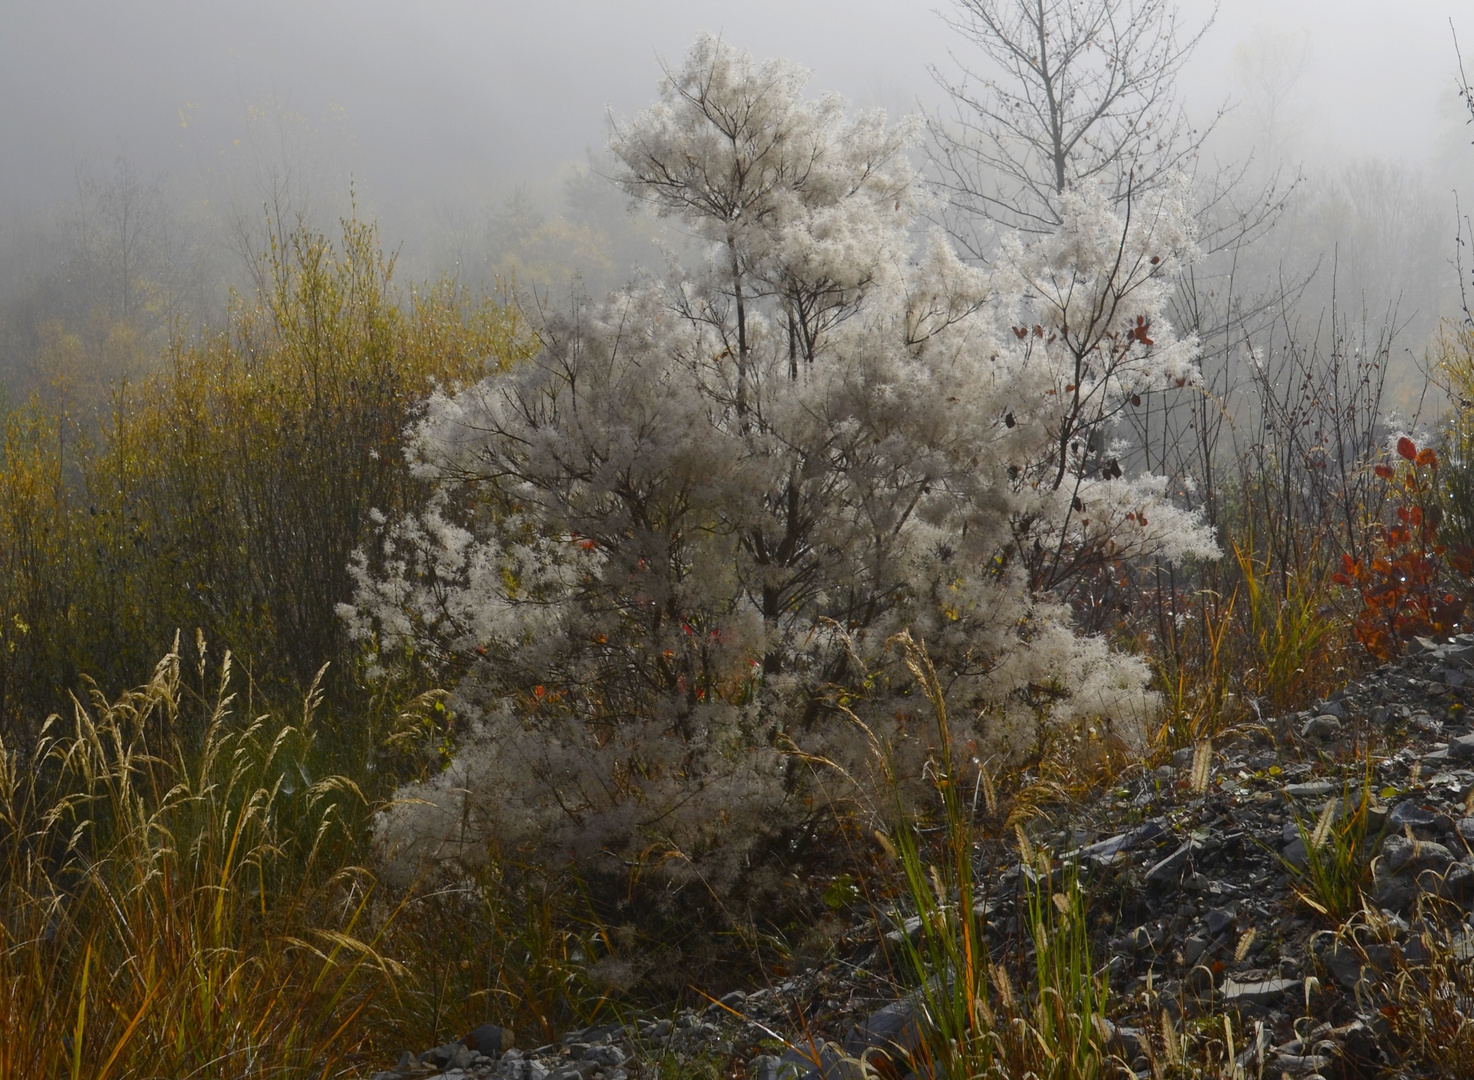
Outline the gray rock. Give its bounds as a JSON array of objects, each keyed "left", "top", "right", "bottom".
[
  {"left": 1146, "top": 840, "right": 1198, "bottom": 885},
  {"left": 1173, "top": 746, "right": 1196, "bottom": 769},
  {"left": 1129, "top": 819, "right": 1170, "bottom": 847},
  {"left": 1409, "top": 636, "right": 1443, "bottom": 656},
  {"left": 1374, "top": 873, "right": 1418, "bottom": 912},
  {"left": 1381, "top": 834, "right": 1454, "bottom": 875},
  {"left": 1066, "top": 832, "right": 1134, "bottom": 866},
  {"left": 550, "top": 1062, "right": 600, "bottom": 1080},
  {"left": 842, "top": 1000, "right": 921, "bottom": 1059},
  {"left": 1271, "top": 1053, "right": 1332, "bottom": 1076},
  {"left": 584, "top": 1045, "right": 628, "bottom": 1068},
  {"left": 1321, "top": 942, "right": 1363, "bottom": 990},
  {"left": 1301, "top": 714, "right": 1342, "bottom": 742},
  {"left": 1425, "top": 862, "right": 1474, "bottom": 902},
  {"left": 1284, "top": 781, "right": 1336, "bottom": 798},
  {"left": 1112, "top": 1025, "right": 1143, "bottom": 1059},
  {"left": 1388, "top": 801, "right": 1440, "bottom": 829},
  {"left": 1128, "top": 925, "right": 1164, "bottom": 954},
  {"left": 777, "top": 1043, "right": 845, "bottom": 1080},
  {"left": 1205, "top": 907, "right": 1236, "bottom": 936},
  {"left": 1448, "top": 734, "right": 1474, "bottom": 762},
  {"left": 1412, "top": 713, "right": 1444, "bottom": 735},
  {"left": 1281, "top": 838, "right": 1309, "bottom": 870},
  {"left": 1444, "top": 639, "right": 1474, "bottom": 667},
  {"left": 424, "top": 1043, "right": 471, "bottom": 1070},
  {"left": 1220, "top": 977, "right": 1300, "bottom": 1006},
  {"left": 1183, "top": 935, "right": 1208, "bottom": 966},
  {"left": 463, "top": 1025, "right": 515, "bottom": 1058},
  {"left": 749, "top": 1056, "right": 781, "bottom": 1080},
  {"left": 1456, "top": 817, "right": 1474, "bottom": 842}
]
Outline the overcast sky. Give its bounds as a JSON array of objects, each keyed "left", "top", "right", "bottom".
[{"left": 1, "top": 0, "right": 1468, "bottom": 225}]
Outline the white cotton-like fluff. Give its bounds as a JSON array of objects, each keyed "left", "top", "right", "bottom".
[{"left": 348, "top": 35, "right": 1216, "bottom": 891}]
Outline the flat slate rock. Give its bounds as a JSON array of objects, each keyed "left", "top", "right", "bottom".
[
  {"left": 1220, "top": 977, "right": 1300, "bottom": 1006},
  {"left": 1283, "top": 781, "right": 1336, "bottom": 798}
]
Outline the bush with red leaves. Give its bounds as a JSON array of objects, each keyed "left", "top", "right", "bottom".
[{"left": 1334, "top": 438, "right": 1470, "bottom": 659}]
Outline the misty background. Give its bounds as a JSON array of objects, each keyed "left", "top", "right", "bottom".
[{"left": 2, "top": 0, "right": 1472, "bottom": 410}]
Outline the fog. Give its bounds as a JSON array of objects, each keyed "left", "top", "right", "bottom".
[{"left": 2, "top": 0, "right": 1472, "bottom": 399}]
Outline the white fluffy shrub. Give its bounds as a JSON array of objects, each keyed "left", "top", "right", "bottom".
[{"left": 344, "top": 34, "right": 1218, "bottom": 891}]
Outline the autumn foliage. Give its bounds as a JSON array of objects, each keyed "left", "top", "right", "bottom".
[{"left": 1333, "top": 437, "right": 1471, "bottom": 659}]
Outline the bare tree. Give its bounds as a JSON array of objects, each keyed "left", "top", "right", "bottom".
[{"left": 929, "top": 0, "right": 1218, "bottom": 257}]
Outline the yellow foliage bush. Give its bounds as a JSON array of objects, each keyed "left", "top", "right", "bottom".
[{"left": 0, "top": 213, "right": 533, "bottom": 736}]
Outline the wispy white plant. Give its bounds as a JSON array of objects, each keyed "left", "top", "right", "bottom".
[{"left": 343, "top": 34, "right": 1217, "bottom": 892}]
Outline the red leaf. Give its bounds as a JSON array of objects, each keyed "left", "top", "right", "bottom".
[
  {"left": 1374, "top": 464, "right": 1395, "bottom": 479},
  {"left": 1398, "top": 437, "right": 1417, "bottom": 461},
  {"left": 1417, "top": 447, "right": 1439, "bottom": 467}
]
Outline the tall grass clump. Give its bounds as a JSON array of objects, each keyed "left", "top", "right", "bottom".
[
  {"left": 863, "top": 635, "right": 1114, "bottom": 1080},
  {"left": 0, "top": 637, "right": 396, "bottom": 1080}
]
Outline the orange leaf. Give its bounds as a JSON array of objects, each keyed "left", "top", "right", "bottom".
[
  {"left": 1374, "top": 464, "right": 1395, "bottom": 479},
  {"left": 1417, "top": 447, "right": 1439, "bottom": 467}
]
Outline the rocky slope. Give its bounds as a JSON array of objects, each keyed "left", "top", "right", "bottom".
[{"left": 366, "top": 634, "right": 1474, "bottom": 1080}]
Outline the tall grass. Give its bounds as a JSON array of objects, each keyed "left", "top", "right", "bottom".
[
  {"left": 868, "top": 635, "right": 1113, "bottom": 1080},
  {"left": 0, "top": 637, "right": 397, "bottom": 1079}
]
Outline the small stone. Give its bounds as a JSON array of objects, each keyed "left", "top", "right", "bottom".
[
  {"left": 1321, "top": 942, "right": 1363, "bottom": 990},
  {"left": 1271, "top": 1053, "right": 1332, "bottom": 1075},
  {"left": 1301, "top": 714, "right": 1341, "bottom": 742},
  {"left": 1220, "top": 977, "right": 1300, "bottom": 1006},
  {"left": 1381, "top": 834, "right": 1454, "bottom": 875},
  {"left": 1130, "top": 819, "right": 1170, "bottom": 846},
  {"left": 1448, "top": 734, "right": 1474, "bottom": 762},
  {"left": 1281, "top": 838, "right": 1308, "bottom": 870},
  {"left": 1424, "top": 862, "right": 1474, "bottom": 902},
  {"left": 1146, "top": 840, "right": 1197, "bottom": 885},
  {"left": 1173, "top": 746, "right": 1195, "bottom": 769},
  {"left": 1313, "top": 699, "right": 1348, "bottom": 720},
  {"left": 1388, "top": 801, "right": 1440, "bottom": 829},
  {"left": 1374, "top": 874, "right": 1417, "bottom": 912},
  {"left": 1183, "top": 935, "right": 1208, "bottom": 966},
  {"left": 464, "top": 1025, "right": 515, "bottom": 1058},
  {"left": 843, "top": 1000, "right": 921, "bottom": 1059},
  {"left": 1068, "top": 832, "right": 1133, "bottom": 866},
  {"left": 749, "top": 1056, "right": 781, "bottom": 1080},
  {"left": 1205, "top": 907, "right": 1236, "bottom": 936},
  {"left": 584, "top": 1047, "right": 627, "bottom": 1068},
  {"left": 1284, "top": 781, "right": 1336, "bottom": 798},
  {"left": 1412, "top": 713, "right": 1444, "bottom": 735}
]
